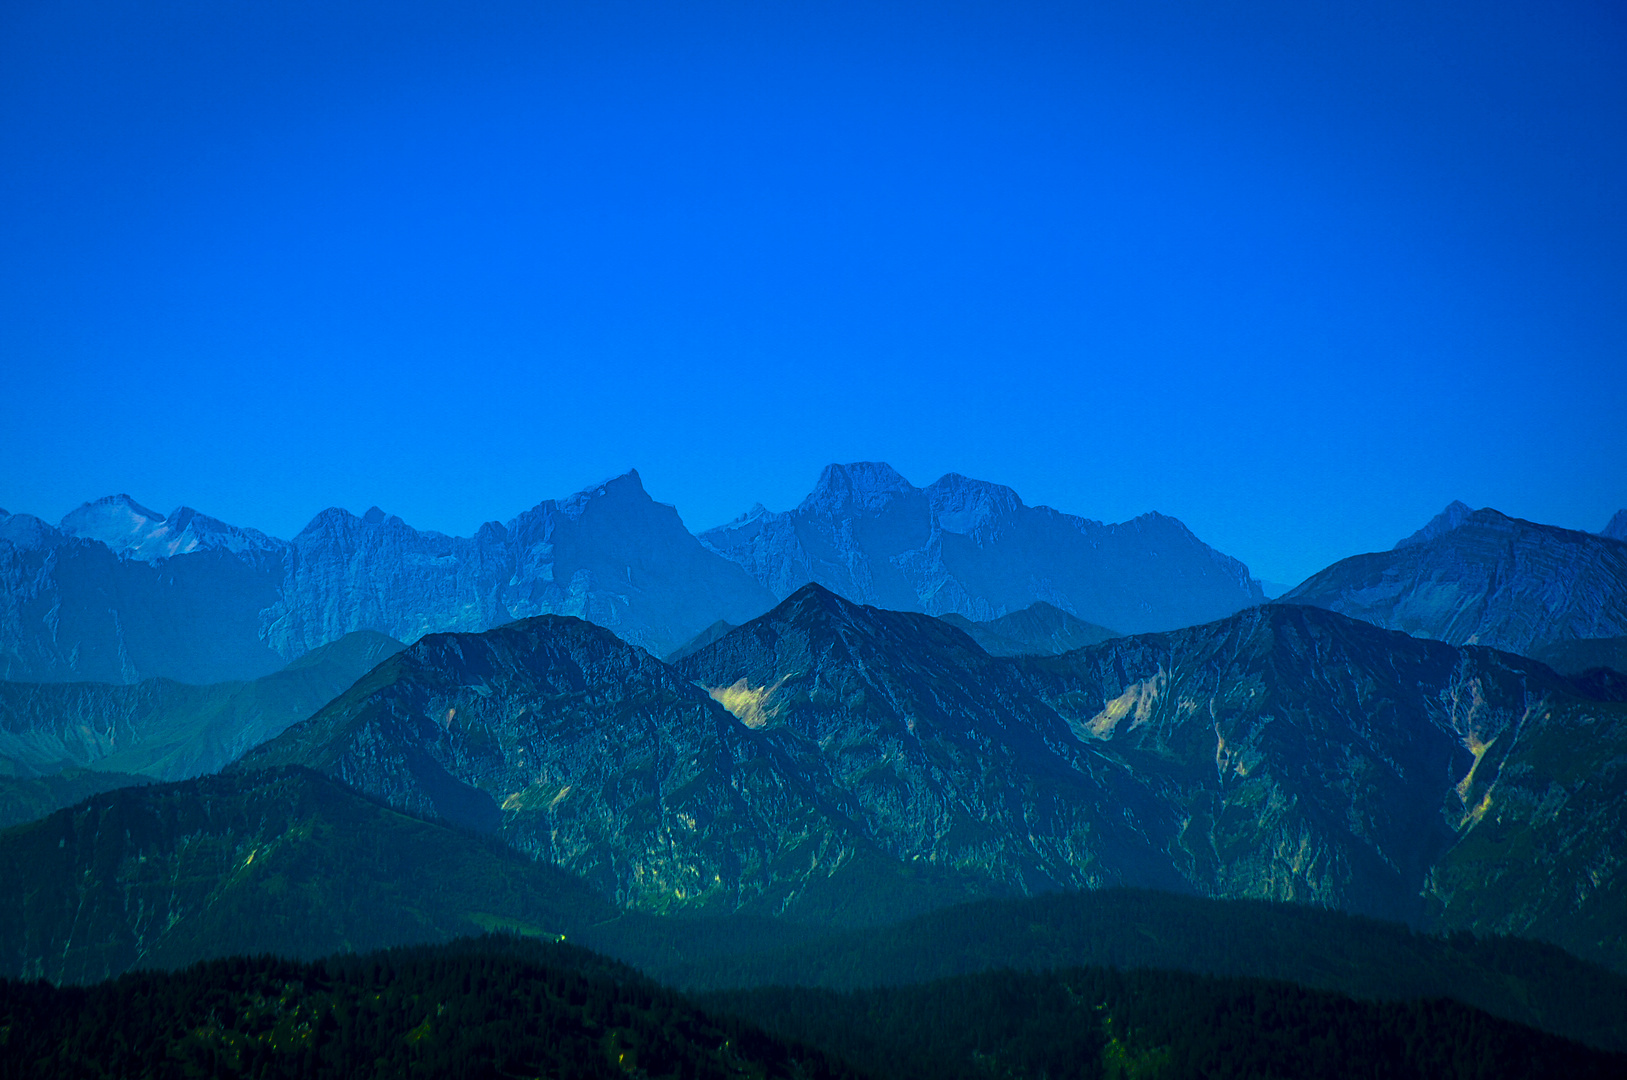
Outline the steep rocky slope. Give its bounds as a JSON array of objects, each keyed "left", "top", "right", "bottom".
[
  {"left": 699, "top": 462, "right": 1262, "bottom": 633},
  {"left": 233, "top": 585, "right": 1627, "bottom": 964},
  {"left": 1282, "top": 503, "right": 1627, "bottom": 655},
  {"left": 236, "top": 614, "right": 969, "bottom": 923}
]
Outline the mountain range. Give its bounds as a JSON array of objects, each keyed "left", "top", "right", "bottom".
[
  {"left": 0, "top": 465, "right": 1262, "bottom": 685},
  {"left": 214, "top": 581, "right": 1627, "bottom": 967},
  {"left": 5, "top": 479, "right": 1627, "bottom": 1075},
  {"left": 699, "top": 462, "right": 1263, "bottom": 633}
]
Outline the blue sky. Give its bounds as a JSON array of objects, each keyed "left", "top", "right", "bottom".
[{"left": 2, "top": 1, "right": 1624, "bottom": 585}]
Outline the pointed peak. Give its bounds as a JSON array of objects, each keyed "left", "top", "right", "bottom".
[
  {"left": 60, "top": 493, "right": 166, "bottom": 532},
  {"left": 362, "top": 506, "right": 386, "bottom": 525},
  {"left": 804, "top": 462, "right": 916, "bottom": 514},
  {"left": 1395, "top": 500, "right": 1478, "bottom": 549},
  {"left": 1602, "top": 509, "right": 1627, "bottom": 541}
]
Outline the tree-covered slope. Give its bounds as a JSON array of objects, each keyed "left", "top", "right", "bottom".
[
  {"left": 0, "top": 768, "right": 620, "bottom": 984},
  {"left": 650, "top": 889, "right": 1627, "bottom": 1053},
  {"left": 0, "top": 936, "right": 860, "bottom": 1080},
  {"left": 703, "top": 965, "right": 1625, "bottom": 1080},
  {"left": 0, "top": 630, "right": 403, "bottom": 787}
]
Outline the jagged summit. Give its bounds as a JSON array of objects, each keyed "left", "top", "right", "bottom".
[
  {"left": 700, "top": 464, "right": 1261, "bottom": 633},
  {"left": 59, "top": 493, "right": 167, "bottom": 537},
  {"left": 1603, "top": 510, "right": 1627, "bottom": 542},
  {"left": 1396, "top": 500, "right": 1477, "bottom": 549},
  {"left": 805, "top": 461, "right": 916, "bottom": 512},
  {"left": 59, "top": 494, "right": 279, "bottom": 562}
]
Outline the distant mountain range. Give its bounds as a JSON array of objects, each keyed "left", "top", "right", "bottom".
[
  {"left": 1282, "top": 502, "right": 1627, "bottom": 655},
  {"left": 0, "top": 465, "right": 1263, "bottom": 684},
  {"left": 699, "top": 463, "right": 1263, "bottom": 634}
]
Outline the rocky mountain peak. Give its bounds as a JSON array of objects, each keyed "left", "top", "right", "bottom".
[
  {"left": 806, "top": 462, "right": 917, "bottom": 513},
  {"left": 1395, "top": 500, "right": 1478, "bottom": 549},
  {"left": 59, "top": 494, "right": 167, "bottom": 542},
  {"left": 362, "top": 506, "right": 387, "bottom": 525},
  {"left": 1603, "top": 510, "right": 1627, "bottom": 542}
]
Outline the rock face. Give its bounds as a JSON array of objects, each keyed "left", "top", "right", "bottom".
[
  {"left": 937, "top": 602, "right": 1119, "bottom": 656},
  {"left": 58, "top": 495, "right": 282, "bottom": 562},
  {"left": 236, "top": 614, "right": 944, "bottom": 923},
  {"left": 1, "top": 473, "right": 778, "bottom": 683},
  {"left": 1281, "top": 504, "right": 1627, "bottom": 656},
  {"left": 234, "top": 584, "right": 1627, "bottom": 964},
  {"left": 1602, "top": 510, "right": 1627, "bottom": 542},
  {"left": 699, "top": 463, "right": 1263, "bottom": 634}
]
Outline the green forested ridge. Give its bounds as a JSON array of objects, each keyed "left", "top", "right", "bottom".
[
  {"left": 0, "top": 629, "right": 402, "bottom": 798},
  {"left": 0, "top": 768, "right": 152, "bottom": 831},
  {"left": 702, "top": 965, "right": 1626, "bottom": 1080},
  {"left": 0, "top": 936, "right": 860, "bottom": 1080},
  {"left": 0, "top": 768, "right": 620, "bottom": 983},
  {"left": 638, "top": 889, "right": 1627, "bottom": 1053},
  {"left": 3, "top": 934, "right": 1619, "bottom": 1080}
]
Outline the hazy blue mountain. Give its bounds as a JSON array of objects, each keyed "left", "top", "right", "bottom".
[
  {"left": 664, "top": 619, "right": 735, "bottom": 662},
  {"left": 0, "top": 630, "right": 403, "bottom": 789},
  {"left": 0, "top": 511, "right": 288, "bottom": 684},
  {"left": 265, "top": 471, "right": 778, "bottom": 661},
  {"left": 938, "top": 601, "right": 1119, "bottom": 656},
  {"left": 2, "top": 472, "right": 777, "bottom": 684},
  {"left": 1282, "top": 503, "right": 1627, "bottom": 655},
  {"left": 58, "top": 494, "right": 282, "bottom": 562},
  {"left": 1532, "top": 636, "right": 1627, "bottom": 677},
  {"left": 1603, "top": 509, "right": 1627, "bottom": 541},
  {"left": 699, "top": 462, "right": 1263, "bottom": 634}
]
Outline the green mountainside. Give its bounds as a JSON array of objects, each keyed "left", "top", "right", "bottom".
[
  {"left": 0, "top": 768, "right": 617, "bottom": 984},
  {"left": 227, "top": 585, "right": 1627, "bottom": 971},
  {"left": 0, "top": 629, "right": 403, "bottom": 785},
  {"left": 0, "top": 768, "right": 151, "bottom": 831},
  {"left": 4, "top": 931, "right": 1618, "bottom": 1080},
  {"left": 8, "top": 766, "right": 1627, "bottom": 1056},
  {"left": 0, "top": 936, "right": 861, "bottom": 1080},
  {"left": 702, "top": 965, "right": 1625, "bottom": 1080},
  {"left": 650, "top": 889, "right": 1627, "bottom": 1053}
]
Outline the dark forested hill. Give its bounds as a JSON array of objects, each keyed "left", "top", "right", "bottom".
[
  {"left": 647, "top": 889, "right": 1627, "bottom": 1053},
  {"left": 702, "top": 965, "right": 1626, "bottom": 1080},
  {"left": 0, "top": 936, "right": 861, "bottom": 1080}
]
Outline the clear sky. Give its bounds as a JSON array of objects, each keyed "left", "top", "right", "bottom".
[{"left": 2, "top": 1, "right": 1624, "bottom": 586}]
